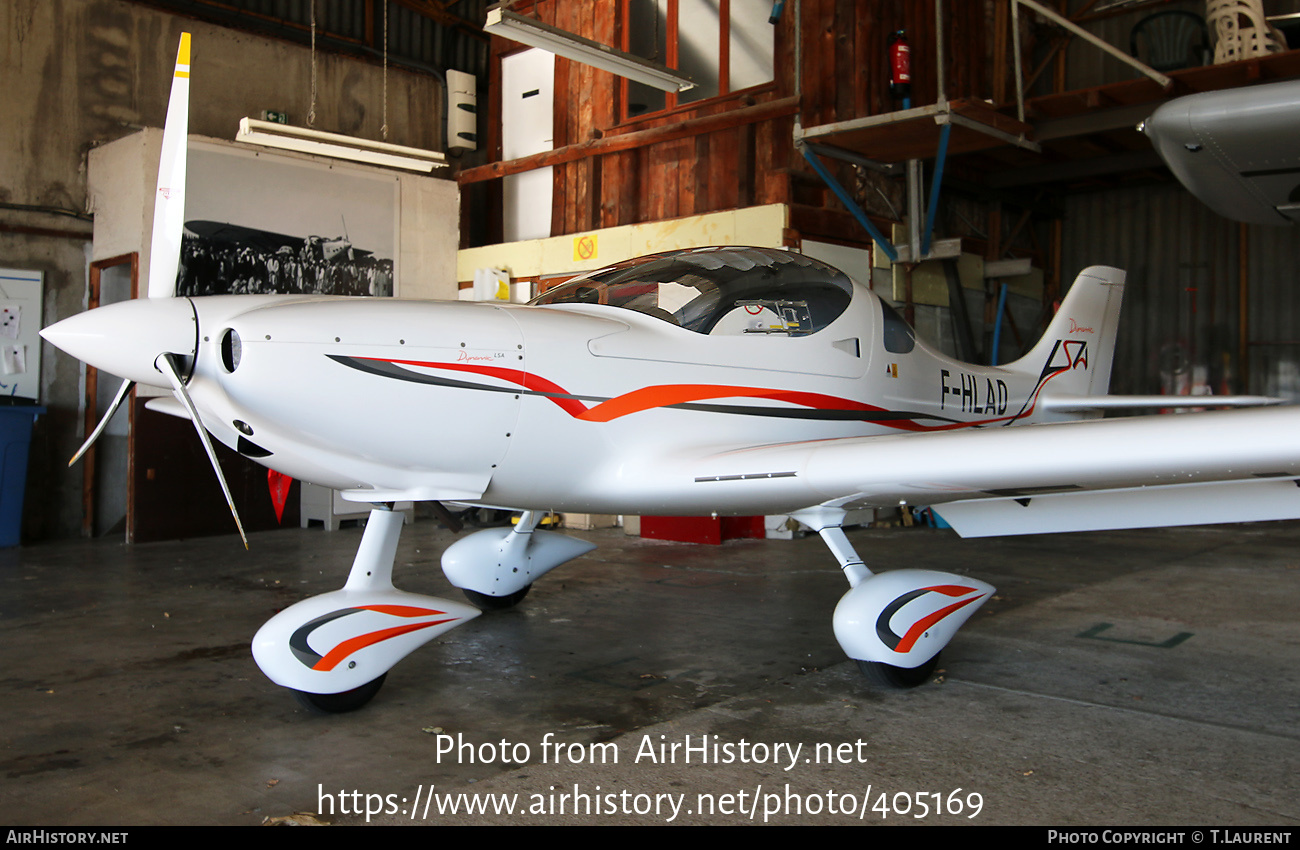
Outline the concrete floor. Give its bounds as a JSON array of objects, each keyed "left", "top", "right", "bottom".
[{"left": 2, "top": 517, "right": 1298, "bottom": 826}]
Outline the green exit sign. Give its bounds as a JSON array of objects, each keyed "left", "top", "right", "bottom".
[{"left": 260, "top": 110, "right": 289, "bottom": 124}]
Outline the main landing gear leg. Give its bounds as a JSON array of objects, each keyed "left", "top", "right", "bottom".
[
  {"left": 462, "top": 510, "right": 542, "bottom": 609},
  {"left": 791, "top": 506, "right": 994, "bottom": 688},
  {"left": 252, "top": 506, "right": 481, "bottom": 712},
  {"left": 441, "top": 509, "right": 596, "bottom": 609}
]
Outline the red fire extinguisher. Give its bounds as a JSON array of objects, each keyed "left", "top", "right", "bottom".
[{"left": 889, "top": 29, "right": 911, "bottom": 102}]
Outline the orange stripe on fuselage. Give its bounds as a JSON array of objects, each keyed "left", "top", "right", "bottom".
[
  {"left": 364, "top": 357, "right": 1048, "bottom": 431},
  {"left": 574, "top": 385, "right": 876, "bottom": 422}
]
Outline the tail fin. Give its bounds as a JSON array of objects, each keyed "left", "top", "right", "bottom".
[
  {"left": 1004, "top": 265, "right": 1126, "bottom": 400},
  {"left": 147, "top": 32, "right": 190, "bottom": 299}
]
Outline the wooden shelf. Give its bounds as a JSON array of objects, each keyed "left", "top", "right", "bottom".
[
  {"left": 797, "top": 98, "right": 1036, "bottom": 165},
  {"left": 796, "top": 50, "right": 1300, "bottom": 185}
]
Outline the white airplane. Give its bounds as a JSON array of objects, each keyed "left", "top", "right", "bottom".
[{"left": 41, "top": 36, "right": 1300, "bottom": 712}]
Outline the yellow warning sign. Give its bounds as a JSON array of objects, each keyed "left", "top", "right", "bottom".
[{"left": 574, "top": 234, "right": 597, "bottom": 262}]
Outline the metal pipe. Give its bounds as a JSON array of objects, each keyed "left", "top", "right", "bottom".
[
  {"left": 803, "top": 142, "right": 900, "bottom": 175},
  {"left": 793, "top": 0, "right": 802, "bottom": 137},
  {"left": 908, "top": 160, "right": 923, "bottom": 262},
  {"left": 935, "top": 0, "right": 946, "bottom": 104},
  {"left": 1239, "top": 221, "right": 1250, "bottom": 391},
  {"left": 991, "top": 282, "right": 1009, "bottom": 366},
  {"left": 1014, "top": 0, "right": 1172, "bottom": 88},
  {"left": 921, "top": 122, "right": 951, "bottom": 258},
  {"left": 798, "top": 145, "right": 898, "bottom": 263}
]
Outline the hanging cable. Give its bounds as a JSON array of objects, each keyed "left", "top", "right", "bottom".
[
  {"left": 381, "top": 0, "right": 389, "bottom": 140},
  {"left": 308, "top": 0, "right": 318, "bottom": 126}
]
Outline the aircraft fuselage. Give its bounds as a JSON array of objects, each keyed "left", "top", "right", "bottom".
[{"left": 171, "top": 283, "right": 1078, "bottom": 516}]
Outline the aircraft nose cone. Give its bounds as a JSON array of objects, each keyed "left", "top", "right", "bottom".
[{"left": 41, "top": 298, "right": 198, "bottom": 387}]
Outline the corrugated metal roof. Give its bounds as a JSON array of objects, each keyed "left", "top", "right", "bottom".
[
  {"left": 1060, "top": 183, "right": 1300, "bottom": 400},
  {"left": 124, "top": 0, "right": 490, "bottom": 78}
]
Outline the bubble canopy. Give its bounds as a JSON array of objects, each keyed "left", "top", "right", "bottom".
[{"left": 530, "top": 247, "right": 855, "bottom": 336}]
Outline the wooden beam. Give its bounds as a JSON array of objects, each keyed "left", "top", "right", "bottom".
[
  {"left": 458, "top": 96, "right": 800, "bottom": 185},
  {"left": 1053, "top": 0, "right": 1068, "bottom": 93},
  {"left": 993, "top": 0, "right": 1008, "bottom": 104},
  {"left": 0, "top": 222, "right": 93, "bottom": 241}
]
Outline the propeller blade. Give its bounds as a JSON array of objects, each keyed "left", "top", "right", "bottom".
[
  {"left": 68, "top": 377, "right": 136, "bottom": 467},
  {"left": 157, "top": 352, "right": 248, "bottom": 549},
  {"left": 148, "top": 33, "right": 191, "bottom": 299}
]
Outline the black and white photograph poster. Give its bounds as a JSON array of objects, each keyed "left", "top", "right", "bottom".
[{"left": 178, "top": 143, "right": 399, "bottom": 298}]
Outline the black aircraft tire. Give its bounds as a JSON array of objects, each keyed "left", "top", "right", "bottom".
[
  {"left": 463, "top": 584, "right": 532, "bottom": 611},
  {"left": 856, "top": 653, "right": 940, "bottom": 688},
  {"left": 293, "top": 674, "right": 387, "bottom": 714}
]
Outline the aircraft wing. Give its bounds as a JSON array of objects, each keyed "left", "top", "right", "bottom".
[
  {"left": 684, "top": 405, "right": 1300, "bottom": 537},
  {"left": 183, "top": 220, "right": 306, "bottom": 253}
]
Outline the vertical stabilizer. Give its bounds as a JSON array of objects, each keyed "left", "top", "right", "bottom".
[
  {"left": 1004, "top": 266, "right": 1126, "bottom": 404},
  {"left": 147, "top": 33, "right": 191, "bottom": 299}
]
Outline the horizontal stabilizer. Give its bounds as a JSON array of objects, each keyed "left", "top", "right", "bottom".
[
  {"left": 935, "top": 477, "right": 1300, "bottom": 538},
  {"left": 1039, "top": 393, "right": 1282, "bottom": 412}
]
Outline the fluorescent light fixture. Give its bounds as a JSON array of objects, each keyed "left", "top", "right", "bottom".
[
  {"left": 235, "top": 118, "right": 448, "bottom": 172},
  {"left": 484, "top": 7, "right": 695, "bottom": 93}
]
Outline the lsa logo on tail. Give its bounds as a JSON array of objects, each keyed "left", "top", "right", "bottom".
[
  {"left": 1043, "top": 338, "right": 1089, "bottom": 375},
  {"left": 1026, "top": 338, "right": 1090, "bottom": 394}
]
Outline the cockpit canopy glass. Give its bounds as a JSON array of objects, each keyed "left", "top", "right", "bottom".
[{"left": 530, "top": 247, "right": 855, "bottom": 336}]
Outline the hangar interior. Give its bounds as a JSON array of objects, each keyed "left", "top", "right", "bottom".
[{"left": 2, "top": 0, "right": 1300, "bottom": 826}]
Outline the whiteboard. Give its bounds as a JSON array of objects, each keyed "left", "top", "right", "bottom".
[{"left": 0, "top": 268, "right": 44, "bottom": 401}]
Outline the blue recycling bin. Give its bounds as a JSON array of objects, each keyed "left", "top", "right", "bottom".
[{"left": 0, "top": 403, "right": 44, "bottom": 547}]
